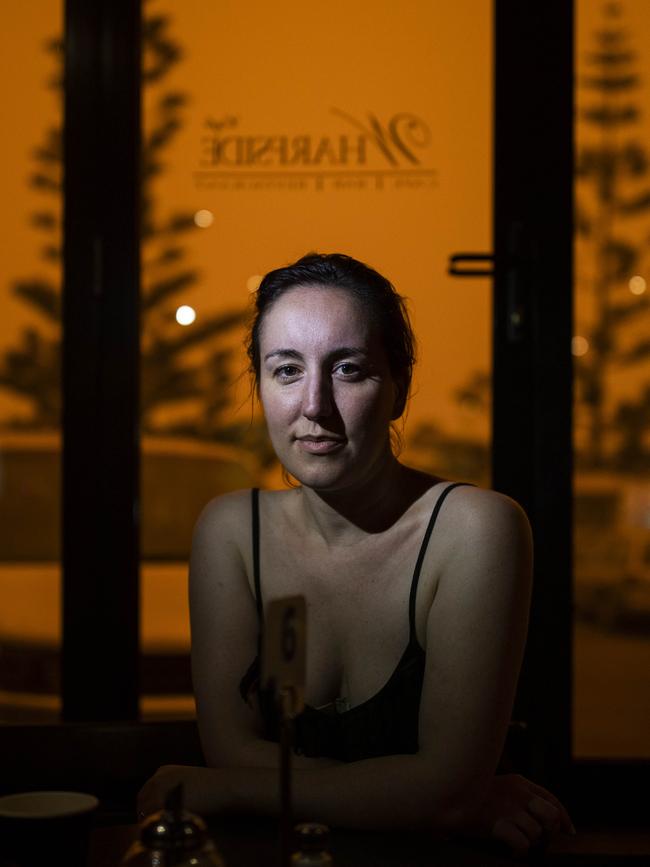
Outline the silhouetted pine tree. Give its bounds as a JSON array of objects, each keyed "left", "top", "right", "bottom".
[
  {"left": 0, "top": 34, "right": 62, "bottom": 429},
  {"left": 575, "top": 0, "right": 650, "bottom": 472},
  {"left": 0, "top": 12, "right": 274, "bottom": 465}
]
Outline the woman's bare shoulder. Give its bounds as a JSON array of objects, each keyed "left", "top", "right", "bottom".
[
  {"left": 193, "top": 488, "right": 252, "bottom": 542},
  {"left": 432, "top": 483, "right": 532, "bottom": 565},
  {"left": 190, "top": 488, "right": 294, "bottom": 595},
  {"left": 468, "top": 486, "right": 521, "bottom": 514},
  {"left": 441, "top": 483, "right": 529, "bottom": 525},
  {"left": 419, "top": 484, "right": 533, "bottom": 677},
  {"left": 192, "top": 487, "right": 295, "bottom": 547}
]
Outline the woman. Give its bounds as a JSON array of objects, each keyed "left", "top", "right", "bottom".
[{"left": 139, "top": 253, "right": 574, "bottom": 855}]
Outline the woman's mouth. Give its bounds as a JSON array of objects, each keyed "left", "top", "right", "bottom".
[{"left": 295, "top": 435, "right": 345, "bottom": 454}]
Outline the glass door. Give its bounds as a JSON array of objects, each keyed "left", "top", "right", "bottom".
[{"left": 139, "top": 0, "right": 494, "bottom": 718}]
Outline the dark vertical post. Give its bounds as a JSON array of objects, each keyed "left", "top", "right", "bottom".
[
  {"left": 63, "top": 0, "right": 141, "bottom": 720},
  {"left": 493, "top": 3, "right": 574, "bottom": 790}
]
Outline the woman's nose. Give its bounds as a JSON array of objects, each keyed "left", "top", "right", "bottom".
[{"left": 302, "top": 372, "right": 333, "bottom": 420}]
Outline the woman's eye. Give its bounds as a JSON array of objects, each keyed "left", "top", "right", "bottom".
[
  {"left": 274, "top": 365, "right": 301, "bottom": 380},
  {"left": 335, "top": 362, "right": 362, "bottom": 378}
]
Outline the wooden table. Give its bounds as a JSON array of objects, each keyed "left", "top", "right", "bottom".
[{"left": 89, "top": 816, "right": 650, "bottom": 866}]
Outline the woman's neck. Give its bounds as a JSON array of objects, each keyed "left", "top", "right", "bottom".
[{"left": 297, "top": 456, "right": 437, "bottom": 542}]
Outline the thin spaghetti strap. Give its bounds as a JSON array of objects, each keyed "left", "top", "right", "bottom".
[
  {"left": 408, "top": 482, "right": 473, "bottom": 643},
  {"left": 251, "top": 488, "right": 264, "bottom": 623}
]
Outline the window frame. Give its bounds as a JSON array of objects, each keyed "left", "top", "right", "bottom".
[{"left": 62, "top": 0, "right": 141, "bottom": 721}]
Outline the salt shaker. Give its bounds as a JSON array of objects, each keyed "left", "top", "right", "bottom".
[
  {"left": 290, "top": 822, "right": 333, "bottom": 865},
  {"left": 121, "top": 784, "right": 225, "bottom": 867}
]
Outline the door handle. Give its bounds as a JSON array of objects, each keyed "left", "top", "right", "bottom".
[
  {"left": 449, "top": 236, "right": 526, "bottom": 343},
  {"left": 448, "top": 253, "right": 495, "bottom": 277}
]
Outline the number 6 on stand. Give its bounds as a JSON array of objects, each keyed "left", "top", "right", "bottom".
[{"left": 262, "top": 595, "right": 306, "bottom": 718}]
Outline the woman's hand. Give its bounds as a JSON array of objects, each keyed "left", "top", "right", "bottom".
[
  {"left": 470, "top": 774, "right": 575, "bottom": 857},
  {"left": 137, "top": 765, "right": 226, "bottom": 820}
]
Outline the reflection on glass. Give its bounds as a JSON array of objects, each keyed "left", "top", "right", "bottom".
[
  {"left": 574, "top": 0, "right": 650, "bottom": 758},
  {"left": 0, "top": 5, "right": 63, "bottom": 723}
]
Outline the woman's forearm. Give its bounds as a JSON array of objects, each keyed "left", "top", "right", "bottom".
[
  {"left": 233, "top": 737, "right": 341, "bottom": 771},
  {"left": 140, "top": 758, "right": 571, "bottom": 856},
  {"left": 219, "top": 755, "right": 467, "bottom": 833}
]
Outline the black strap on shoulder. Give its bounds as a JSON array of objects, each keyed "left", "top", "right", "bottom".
[
  {"left": 408, "top": 482, "right": 473, "bottom": 643},
  {"left": 251, "top": 487, "right": 263, "bottom": 623}
]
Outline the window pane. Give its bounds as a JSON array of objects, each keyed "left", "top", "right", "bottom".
[
  {"left": 0, "top": 4, "right": 63, "bottom": 722},
  {"left": 574, "top": 0, "right": 650, "bottom": 758},
  {"left": 140, "top": 1, "right": 492, "bottom": 718}
]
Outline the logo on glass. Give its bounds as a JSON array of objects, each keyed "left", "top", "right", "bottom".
[{"left": 194, "top": 109, "right": 437, "bottom": 192}]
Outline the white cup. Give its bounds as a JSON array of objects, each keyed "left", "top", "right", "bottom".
[{"left": 0, "top": 790, "right": 99, "bottom": 867}]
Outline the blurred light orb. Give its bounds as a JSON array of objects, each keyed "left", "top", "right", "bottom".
[
  {"left": 194, "top": 209, "right": 214, "bottom": 228},
  {"left": 572, "top": 335, "right": 589, "bottom": 357},
  {"left": 247, "top": 275, "right": 263, "bottom": 294},
  {"left": 176, "top": 305, "right": 196, "bottom": 326},
  {"left": 629, "top": 275, "right": 646, "bottom": 295}
]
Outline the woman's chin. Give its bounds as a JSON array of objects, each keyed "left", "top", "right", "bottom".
[
  {"left": 279, "top": 455, "right": 354, "bottom": 493},
  {"left": 289, "top": 468, "right": 351, "bottom": 493},
  {"left": 282, "top": 455, "right": 395, "bottom": 496}
]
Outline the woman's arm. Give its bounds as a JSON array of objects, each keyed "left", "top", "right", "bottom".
[
  {"left": 410, "top": 486, "right": 572, "bottom": 850},
  {"left": 187, "top": 491, "right": 340, "bottom": 771}
]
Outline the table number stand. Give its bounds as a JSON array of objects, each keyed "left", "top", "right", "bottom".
[{"left": 262, "top": 596, "right": 307, "bottom": 867}]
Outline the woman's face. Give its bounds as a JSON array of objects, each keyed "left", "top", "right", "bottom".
[{"left": 258, "top": 285, "right": 399, "bottom": 493}]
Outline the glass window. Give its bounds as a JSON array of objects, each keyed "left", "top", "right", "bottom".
[
  {"left": 574, "top": 0, "right": 650, "bottom": 758},
  {"left": 0, "top": 4, "right": 63, "bottom": 722},
  {"left": 140, "top": 1, "right": 493, "bottom": 718}
]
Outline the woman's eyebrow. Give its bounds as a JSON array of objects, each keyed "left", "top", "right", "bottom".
[
  {"left": 264, "top": 346, "right": 368, "bottom": 363},
  {"left": 264, "top": 348, "right": 303, "bottom": 362},
  {"left": 329, "top": 346, "right": 368, "bottom": 360}
]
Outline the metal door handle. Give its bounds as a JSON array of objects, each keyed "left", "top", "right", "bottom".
[{"left": 448, "top": 253, "right": 495, "bottom": 277}]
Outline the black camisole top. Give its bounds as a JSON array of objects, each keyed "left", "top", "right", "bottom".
[{"left": 239, "top": 482, "right": 470, "bottom": 763}]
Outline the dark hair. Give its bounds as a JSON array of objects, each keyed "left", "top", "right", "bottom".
[{"left": 247, "top": 252, "right": 416, "bottom": 417}]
